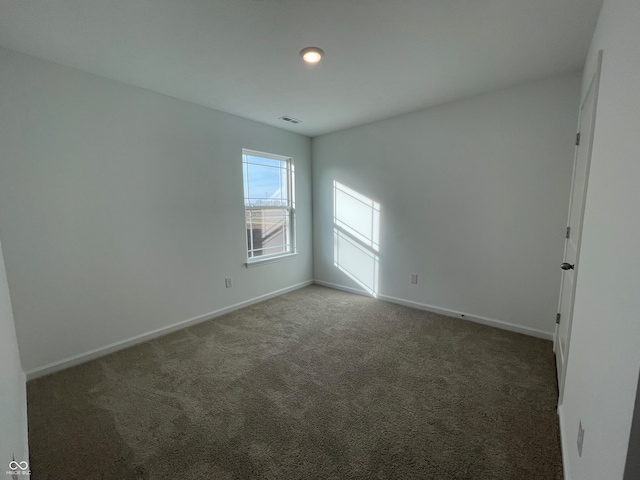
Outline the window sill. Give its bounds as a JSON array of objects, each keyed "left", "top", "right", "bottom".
[{"left": 245, "top": 252, "right": 298, "bottom": 268}]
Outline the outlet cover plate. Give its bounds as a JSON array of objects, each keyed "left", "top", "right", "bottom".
[{"left": 225, "top": 277, "right": 232, "bottom": 288}]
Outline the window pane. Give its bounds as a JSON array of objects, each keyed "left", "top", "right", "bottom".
[
  {"left": 244, "top": 163, "right": 288, "bottom": 207},
  {"left": 242, "top": 150, "right": 294, "bottom": 261},
  {"left": 246, "top": 209, "right": 290, "bottom": 258},
  {"left": 245, "top": 155, "right": 283, "bottom": 168}
]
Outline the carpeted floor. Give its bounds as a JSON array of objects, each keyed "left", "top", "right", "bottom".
[{"left": 27, "top": 285, "right": 563, "bottom": 479}]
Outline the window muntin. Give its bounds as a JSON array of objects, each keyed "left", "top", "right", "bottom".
[{"left": 242, "top": 150, "right": 295, "bottom": 262}]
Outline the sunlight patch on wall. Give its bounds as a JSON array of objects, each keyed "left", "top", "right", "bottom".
[{"left": 333, "top": 181, "right": 380, "bottom": 296}]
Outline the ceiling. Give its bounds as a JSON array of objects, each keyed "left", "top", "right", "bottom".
[{"left": 0, "top": 0, "right": 603, "bottom": 137}]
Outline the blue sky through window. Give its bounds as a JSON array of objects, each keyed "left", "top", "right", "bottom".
[{"left": 244, "top": 155, "right": 287, "bottom": 206}]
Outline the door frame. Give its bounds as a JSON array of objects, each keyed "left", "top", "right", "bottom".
[{"left": 555, "top": 50, "right": 603, "bottom": 405}]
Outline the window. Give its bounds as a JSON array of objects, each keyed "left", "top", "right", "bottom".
[{"left": 242, "top": 149, "right": 295, "bottom": 264}]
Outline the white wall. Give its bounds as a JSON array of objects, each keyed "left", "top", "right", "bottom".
[
  {"left": 0, "top": 236, "right": 29, "bottom": 473},
  {"left": 312, "top": 73, "right": 581, "bottom": 338},
  {"left": 0, "top": 47, "right": 312, "bottom": 376},
  {"left": 559, "top": 0, "right": 640, "bottom": 478}
]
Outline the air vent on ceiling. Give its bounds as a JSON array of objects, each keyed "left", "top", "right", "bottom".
[{"left": 279, "top": 115, "right": 302, "bottom": 124}]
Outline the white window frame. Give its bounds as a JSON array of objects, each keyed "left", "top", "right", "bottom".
[{"left": 242, "top": 149, "right": 296, "bottom": 267}]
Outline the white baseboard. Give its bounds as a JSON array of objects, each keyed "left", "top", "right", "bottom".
[
  {"left": 26, "top": 280, "right": 314, "bottom": 380},
  {"left": 313, "top": 279, "right": 554, "bottom": 341},
  {"left": 558, "top": 404, "right": 571, "bottom": 480}
]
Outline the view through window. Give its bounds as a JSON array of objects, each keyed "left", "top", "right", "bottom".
[{"left": 242, "top": 150, "right": 295, "bottom": 261}]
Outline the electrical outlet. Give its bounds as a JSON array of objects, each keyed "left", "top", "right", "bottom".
[
  {"left": 225, "top": 277, "right": 232, "bottom": 288},
  {"left": 577, "top": 421, "right": 585, "bottom": 457},
  {"left": 410, "top": 274, "right": 418, "bottom": 284}
]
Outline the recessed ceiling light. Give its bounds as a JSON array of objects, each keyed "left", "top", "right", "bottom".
[{"left": 300, "top": 47, "right": 324, "bottom": 65}]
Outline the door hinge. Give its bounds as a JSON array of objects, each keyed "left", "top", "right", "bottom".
[
  {"left": 566, "top": 226, "right": 571, "bottom": 239},
  {"left": 576, "top": 132, "right": 581, "bottom": 146},
  {"left": 556, "top": 313, "right": 561, "bottom": 324}
]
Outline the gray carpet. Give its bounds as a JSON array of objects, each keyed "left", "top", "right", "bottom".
[{"left": 27, "top": 285, "right": 563, "bottom": 479}]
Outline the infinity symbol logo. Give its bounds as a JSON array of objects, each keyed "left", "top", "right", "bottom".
[{"left": 9, "top": 460, "right": 29, "bottom": 470}]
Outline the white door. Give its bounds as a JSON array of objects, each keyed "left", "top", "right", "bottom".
[{"left": 555, "top": 51, "right": 602, "bottom": 404}]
